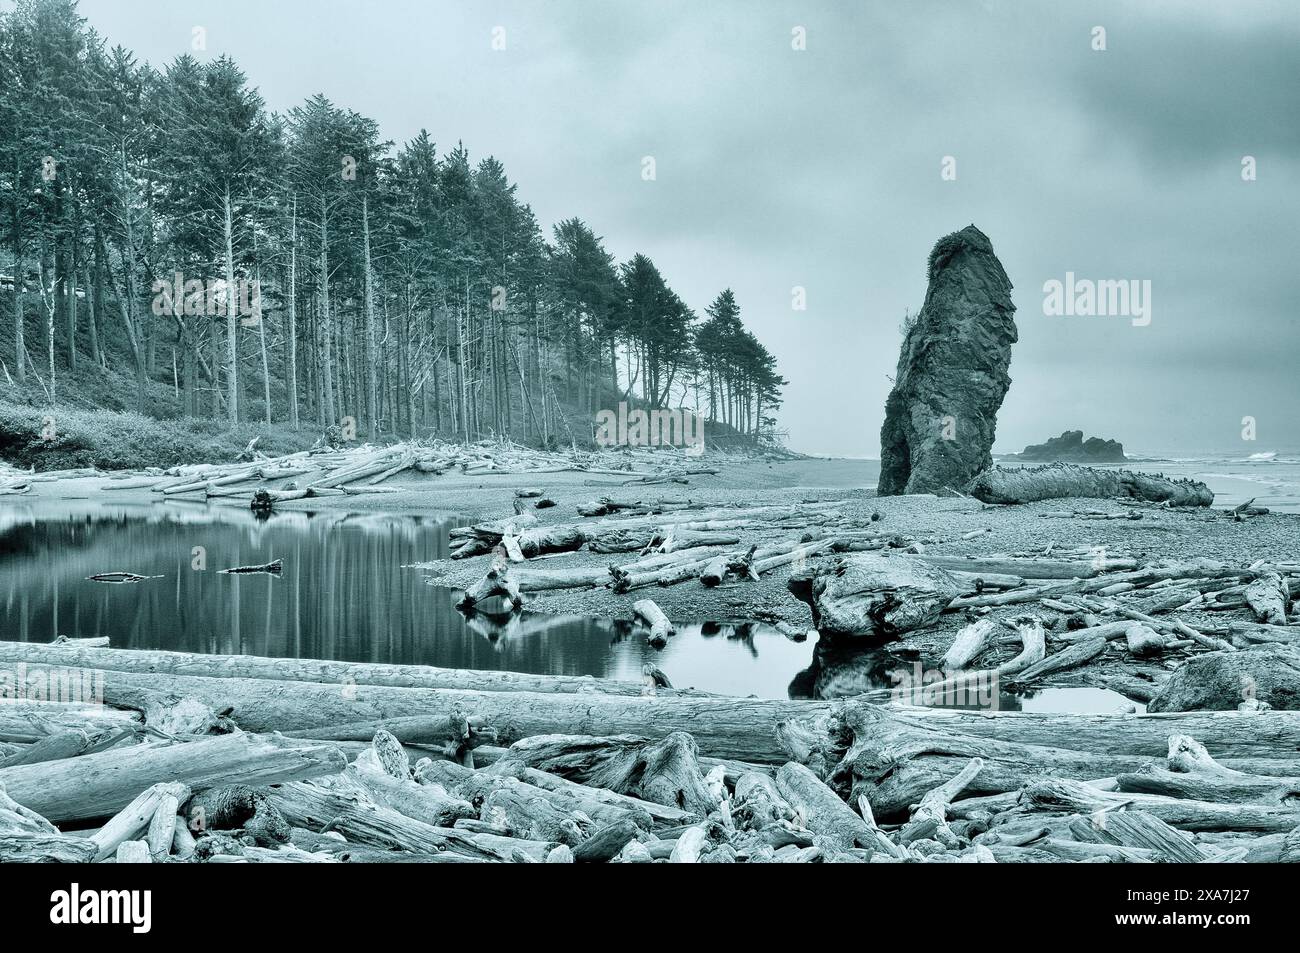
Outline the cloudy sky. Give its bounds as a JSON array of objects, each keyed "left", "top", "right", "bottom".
[{"left": 80, "top": 0, "right": 1299, "bottom": 456}]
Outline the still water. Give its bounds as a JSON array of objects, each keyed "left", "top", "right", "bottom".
[{"left": 0, "top": 502, "right": 1132, "bottom": 710}]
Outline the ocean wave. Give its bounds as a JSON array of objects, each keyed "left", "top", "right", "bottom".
[{"left": 1196, "top": 471, "right": 1300, "bottom": 491}]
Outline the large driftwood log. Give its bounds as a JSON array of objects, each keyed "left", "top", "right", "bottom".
[
  {"left": 1070, "top": 810, "right": 1206, "bottom": 862},
  {"left": 1111, "top": 734, "right": 1300, "bottom": 810},
  {"left": 788, "top": 553, "right": 962, "bottom": 637},
  {"left": 484, "top": 761, "right": 691, "bottom": 825},
  {"left": 968, "top": 464, "right": 1214, "bottom": 506},
  {"left": 0, "top": 727, "right": 107, "bottom": 767},
  {"left": 941, "top": 618, "right": 1000, "bottom": 670},
  {"left": 806, "top": 705, "right": 1300, "bottom": 819},
  {"left": 0, "top": 701, "right": 139, "bottom": 743},
  {"left": 920, "top": 555, "right": 1136, "bottom": 580},
  {"left": 832, "top": 704, "right": 1300, "bottom": 764},
  {"left": 456, "top": 563, "right": 523, "bottom": 610},
  {"left": 0, "top": 730, "right": 345, "bottom": 823},
  {"left": 422, "top": 758, "right": 656, "bottom": 830},
  {"left": 0, "top": 831, "right": 97, "bottom": 862},
  {"left": 347, "top": 756, "right": 476, "bottom": 828},
  {"left": 774, "top": 762, "right": 874, "bottom": 850},
  {"left": 0, "top": 663, "right": 818, "bottom": 764},
  {"left": 632, "top": 599, "right": 675, "bottom": 646},
  {"left": 1023, "top": 777, "right": 1300, "bottom": 832},
  {"left": 0, "top": 639, "right": 656, "bottom": 697}
]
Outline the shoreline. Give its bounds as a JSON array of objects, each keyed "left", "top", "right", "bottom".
[
  {"left": 5, "top": 447, "right": 1297, "bottom": 698},
  {"left": 3, "top": 446, "right": 1300, "bottom": 866}
]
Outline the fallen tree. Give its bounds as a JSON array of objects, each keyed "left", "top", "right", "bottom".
[
  {"left": 0, "top": 662, "right": 824, "bottom": 765},
  {"left": 0, "top": 731, "right": 346, "bottom": 823},
  {"left": 968, "top": 464, "right": 1214, "bottom": 506},
  {"left": 0, "top": 640, "right": 662, "bottom": 698}
]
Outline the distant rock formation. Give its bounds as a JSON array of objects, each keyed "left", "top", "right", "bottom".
[
  {"left": 878, "top": 225, "right": 1017, "bottom": 495},
  {"left": 1011, "top": 430, "right": 1125, "bottom": 463}
]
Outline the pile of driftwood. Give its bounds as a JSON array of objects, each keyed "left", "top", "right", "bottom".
[
  {"left": 790, "top": 546, "right": 1300, "bottom": 709},
  {"left": 3, "top": 640, "right": 1298, "bottom": 863},
  {"left": 47, "top": 438, "right": 721, "bottom": 508},
  {"left": 448, "top": 489, "right": 1296, "bottom": 636},
  {"left": 0, "top": 463, "right": 103, "bottom": 496}
]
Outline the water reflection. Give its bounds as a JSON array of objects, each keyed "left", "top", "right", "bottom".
[
  {"left": 0, "top": 505, "right": 812, "bottom": 696},
  {"left": 0, "top": 505, "right": 1139, "bottom": 711},
  {"left": 787, "top": 637, "right": 1025, "bottom": 710}
]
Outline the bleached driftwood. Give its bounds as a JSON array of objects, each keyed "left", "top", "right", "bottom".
[
  {"left": 0, "top": 730, "right": 345, "bottom": 823},
  {"left": 632, "top": 599, "right": 675, "bottom": 646},
  {"left": 968, "top": 464, "right": 1214, "bottom": 506},
  {"left": 788, "top": 553, "right": 963, "bottom": 637}
]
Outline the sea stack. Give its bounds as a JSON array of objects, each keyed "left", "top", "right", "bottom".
[{"left": 878, "top": 225, "right": 1017, "bottom": 495}]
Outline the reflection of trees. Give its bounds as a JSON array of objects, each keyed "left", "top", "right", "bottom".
[
  {"left": 8, "top": 506, "right": 948, "bottom": 700},
  {"left": 460, "top": 610, "right": 605, "bottom": 647},
  {"left": 698, "top": 621, "right": 759, "bottom": 659}
]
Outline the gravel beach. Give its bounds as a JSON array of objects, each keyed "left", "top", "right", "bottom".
[{"left": 19, "top": 453, "right": 1299, "bottom": 695}]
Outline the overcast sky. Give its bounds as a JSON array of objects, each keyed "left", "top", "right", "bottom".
[{"left": 78, "top": 0, "right": 1299, "bottom": 456}]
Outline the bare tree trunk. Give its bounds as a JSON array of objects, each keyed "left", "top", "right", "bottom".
[
  {"left": 458, "top": 279, "right": 470, "bottom": 441},
  {"left": 39, "top": 248, "right": 55, "bottom": 406},
  {"left": 318, "top": 212, "right": 335, "bottom": 427},
  {"left": 101, "top": 231, "right": 145, "bottom": 412},
  {"left": 254, "top": 226, "right": 270, "bottom": 425},
  {"left": 88, "top": 226, "right": 102, "bottom": 366},
  {"left": 11, "top": 191, "right": 23, "bottom": 384},
  {"left": 223, "top": 189, "right": 239, "bottom": 425},
  {"left": 287, "top": 195, "right": 299, "bottom": 429},
  {"left": 362, "top": 194, "right": 378, "bottom": 437},
  {"left": 66, "top": 225, "right": 78, "bottom": 372}
]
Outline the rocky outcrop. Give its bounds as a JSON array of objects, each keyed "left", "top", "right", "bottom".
[
  {"left": 878, "top": 225, "right": 1017, "bottom": 496},
  {"left": 1011, "top": 430, "right": 1126, "bottom": 463}
]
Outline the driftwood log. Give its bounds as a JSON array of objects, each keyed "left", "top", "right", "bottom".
[
  {"left": 968, "top": 463, "right": 1214, "bottom": 506},
  {"left": 0, "top": 730, "right": 345, "bottom": 823},
  {"left": 788, "top": 553, "right": 962, "bottom": 637},
  {"left": 0, "top": 662, "right": 823, "bottom": 763},
  {"left": 0, "top": 640, "right": 662, "bottom": 698}
]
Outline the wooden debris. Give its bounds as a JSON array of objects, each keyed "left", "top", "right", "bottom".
[
  {"left": 632, "top": 599, "right": 675, "bottom": 646},
  {"left": 86, "top": 571, "right": 162, "bottom": 585},
  {"left": 219, "top": 558, "right": 284, "bottom": 575},
  {"left": 969, "top": 464, "right": 1214, "bottom": 507},
  {"left": 788, "top": 553, "right": 963, "bottom": 637}
]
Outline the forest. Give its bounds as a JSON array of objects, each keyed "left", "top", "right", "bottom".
[{"left": 0, "top": 0, "right": 785, "bottom": 448}]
